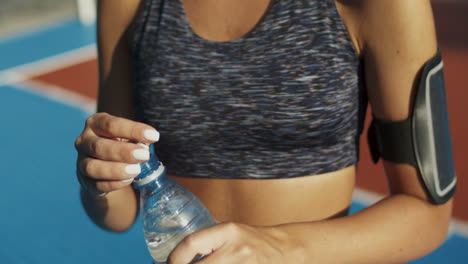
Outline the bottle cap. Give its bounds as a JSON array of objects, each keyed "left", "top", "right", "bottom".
[
  {"left": 132, "top": 143, "right": 165, "bottom": 188},
  {"left": 132, "top": 161, "right": 165, "bottom": 187}
]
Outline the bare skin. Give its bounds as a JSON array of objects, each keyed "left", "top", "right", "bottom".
[
  {"left": 76, "top": 0, "right": 453, "bottom": 263},
  {"left": 169, "top": 167, "right": 355, "bottom": 226}
]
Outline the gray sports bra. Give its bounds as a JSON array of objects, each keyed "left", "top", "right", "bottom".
[{"left": 130, "top": 0, "right": 366, "bottom": 179}]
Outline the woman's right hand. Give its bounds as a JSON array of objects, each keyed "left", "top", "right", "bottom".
[{"left": 74, "top": 112, "right": 160, "bottom": 197}]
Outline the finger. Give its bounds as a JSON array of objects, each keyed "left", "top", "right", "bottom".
[
  {"left": 195, "top": 247, "right": 235, "bottom": 264},
  {"left": 77, "top": 169, "right": 134, "bottom": 195},
  {"left": 87, "top": 112, "right": 159, "bottom": 143},
  {"left": 78, "top": 156, "right": 141, "bottom": 181},
  {"left": 77, "top": 135, "right": 150, "bottom": 163},
  {"left": 168, "top": 223, "right": 230, "bottom": 264}
]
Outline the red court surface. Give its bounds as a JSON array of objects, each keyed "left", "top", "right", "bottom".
[{"left": 29, "top": 1, "right": 468, "bottom": 221}]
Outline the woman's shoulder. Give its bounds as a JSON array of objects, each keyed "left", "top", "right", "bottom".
[{"left": 336, "top": 0, "right": 436, "bottom": 56}]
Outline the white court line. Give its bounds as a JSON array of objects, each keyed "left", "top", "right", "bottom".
[
  {"left": 450, "top": 219, "right": 468, "bottom": 238},
  {"left": 0, "top": 70, "right": 29, "bottom": 86},
  {"left": 77, "top": 0, "right": 97, "bottom": 26},
  {"left": 353, "top": 188, "right": 468, "bottom": 239},
  {"left": 0, "top": 44, "right": 97, "bottom": 114},
  {"left": 0, "top": 44, "right": 96, "bottom": 82},
  {"left": 12, "top": 79, "right": 96, "bottom": 115},
  {"left": 352, "top": 188, "right": 384, "bottom": 205}
]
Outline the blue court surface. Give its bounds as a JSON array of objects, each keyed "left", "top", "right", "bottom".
[{"left": 0, "top": 18, "right": 467, "bottom": 263}]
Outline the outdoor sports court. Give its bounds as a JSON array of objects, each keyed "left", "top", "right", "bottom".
[{"left": 0, "top": 1, "right": 467, "bottom": 263}]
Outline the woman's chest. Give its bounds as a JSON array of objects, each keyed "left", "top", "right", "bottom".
[
  {"left": 132, "top": 0, "right": 361, "bottom": 146},
  {"left": 181, "top": 0, "right": 272, "bottom": 42}
]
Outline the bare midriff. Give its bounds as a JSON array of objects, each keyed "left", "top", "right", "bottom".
[{"left": 168, "top": 166, "right": 355, "bottom": 226}]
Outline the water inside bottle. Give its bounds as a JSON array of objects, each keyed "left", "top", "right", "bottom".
[
  {"left": 145, "top": 196, "right": 199, "bottom": 233},
  {"left": 137, "top": 159, "right": 217, "bottom": 263}
]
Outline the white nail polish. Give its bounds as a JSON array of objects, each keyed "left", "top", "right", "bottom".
[
  {"left": 133, "top": 149, "right": 150, "bottom": 161},
  {"left": 125, "top": 164, "right": 141, "bottom": 175},
  {"left": 144, "top": 129, "right": 160, "bottom": 142},
  {"left": 121, "top": 178, "right": 134, "bottom": 183}
]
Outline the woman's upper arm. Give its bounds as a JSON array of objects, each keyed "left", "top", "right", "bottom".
[
  {"left": 97, "top": 0, "right": 143, "bottom": 118},
  {"left": 361, "top": 0, "right": 437, "bottom": 121},
  {"left": 357, "top": 0, "right": 451, "bottom": 203}
]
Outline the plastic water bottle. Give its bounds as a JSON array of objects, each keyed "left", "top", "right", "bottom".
[{"left": 133, "top": 147, "right": 216, "bottom": 264}]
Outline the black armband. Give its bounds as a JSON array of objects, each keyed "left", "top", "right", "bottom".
[{"left": 368, "top": 50, "right": 457, "bottom": 204}]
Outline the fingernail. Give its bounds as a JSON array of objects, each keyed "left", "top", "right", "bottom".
[
  {"left": 133, "top": 149, "right": 150, "bottom": 161},
  {"left": 125, "top": 164, "right": 141, "bottom": 175},
  {"left": 121, "top": 178, "right": 134, "bottom": 183},
  {"left": 144, "top": 129, "right": 160, "bottom": 142}
]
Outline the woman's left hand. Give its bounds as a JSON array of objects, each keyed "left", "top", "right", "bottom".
[{"left": 167, "top": 222, "right": 292, "bottom": 264}]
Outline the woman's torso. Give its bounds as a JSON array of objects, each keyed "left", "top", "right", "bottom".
[
  {"left": 130, "top": 0, "right": 363, "bottom": 225},
  {"left": 169, "top": 166, "right": 355, "bottom": 226}
]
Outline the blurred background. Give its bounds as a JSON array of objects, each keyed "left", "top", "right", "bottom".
[
  {"left": 0, "top": 0, "right": 467, "bottom": 263},
  {"left": 0, "top": 0, "right": 77, "bottom": 36}
]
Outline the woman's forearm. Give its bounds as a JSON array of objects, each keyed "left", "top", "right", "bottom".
[
  {"left": 80, "top": 186, "right": 139, "bottom": 232},
  {"left": 275, "top": 194, "right": 452, "bottom": 264}
]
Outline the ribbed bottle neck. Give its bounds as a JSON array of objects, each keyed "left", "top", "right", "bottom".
[
  {"left": 138, "top": 175, "right": 166, "bottom": 197},
  {"left": 133, "top": 154, "right": 166, "bottom": 189}
]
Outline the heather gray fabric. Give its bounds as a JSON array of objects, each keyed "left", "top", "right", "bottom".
[{"left": 130, "top": 0, "right": 364, "bottom": 179}]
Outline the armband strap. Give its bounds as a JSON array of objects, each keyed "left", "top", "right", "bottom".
[
  {"left": 368, "top": 118, "right": 416, "bottom": 165},
  {"left": 367, "top": 50, "right": 457, "bottom": 204}
]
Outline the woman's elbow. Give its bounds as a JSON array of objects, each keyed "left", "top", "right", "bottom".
[{"left": 425, "top": 198, "right": 454, "bottom": 252}]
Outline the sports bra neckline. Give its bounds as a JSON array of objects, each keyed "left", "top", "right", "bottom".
[{"left": 174, "top": 0, "right": 279, "bottom": 44}]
